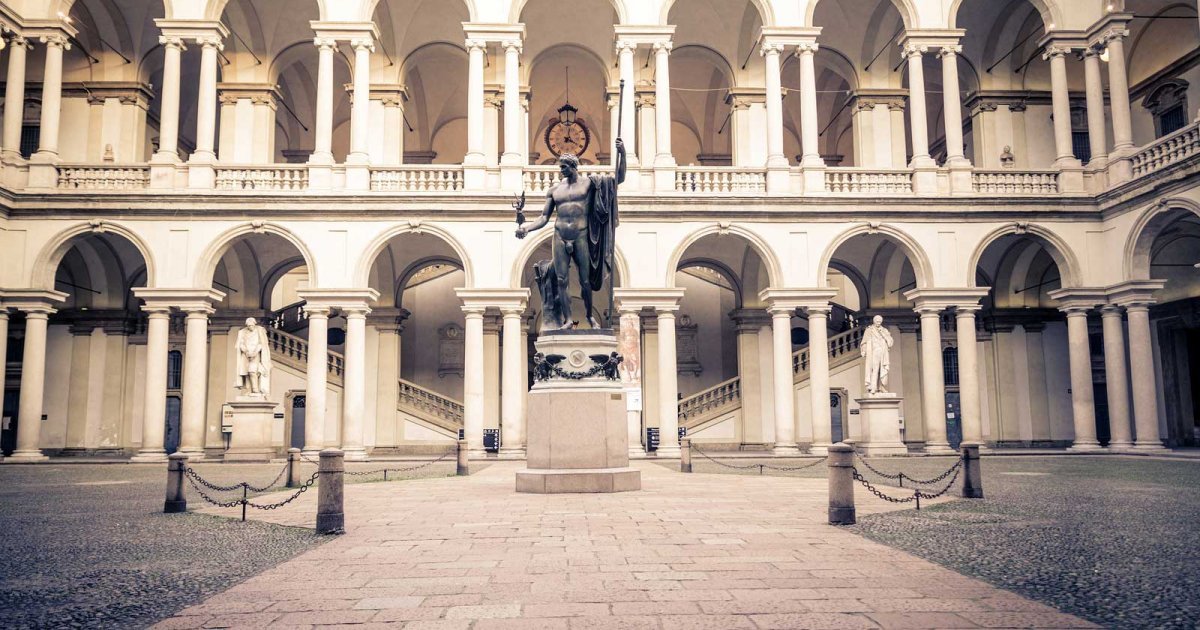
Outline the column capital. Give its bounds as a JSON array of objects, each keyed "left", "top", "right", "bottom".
[
  {"left": 1099, "top": 304, "right": 1124, "bottom": 317},
  {"left": 901, "top": 42, "right": 928, "bottom": 58},
  {"left": 729, "top": 308, "right": 771, "bottom": 331},
  {"left": 903, "top": 288, "right": 990, "bottom": 312},
  {"left": 158, "top": 35, "right": 187, "bottom": 51},
  {"left": 936, "top": 44, "right": 962, "bottom": 57},
  {"left": 1, "top": 290, "right": 68, "bottom": 315},
  {"left": 195, "top": 35, "right": 223, "bottom": 50},
  {"left": 1082, "top": 47, "right": 1103, "bottom": 59},
  {"left": 759, "top": 42, "right": 785, "bottom": 57},
  {"left": 141, "top": 304, "right": 173, "bottom": 316},
  {"left": 1106, "top": 279, "right": 1165, "bottom": 309},
  {"left": 39, "top": 34, "right": 71, "bottom": 50},
  {"left": 7, "top": 34, "right": 31, "bottom": 50},
  {"left": 301, "top": 304, "right": 331, "bottom": 318},
  {"left": 464, "top": 39, "right": 487, "bottom": 52},
  {"left": 613, "top": 288, "right": 685, "bottom": 313},
  {"left": 615, "top": 40, "right": 637, "bottom": 55},
  {"left": 502, "top": 39, "right": 523, "bottom": 54},
  {"left": 1088, "top": 12, "right": 1132, "bottom": 48},
  {"left": 1041, "top": 44, "right": 1075, "bottom": 60},
  {"left": 758, "top": 287, "right": 839, "bottom": 312},
  {"left": 313, "top": 36, "right": 337, "bottom": 50},
  {"left": 1047, "top": 287, "right": 1108, "bottom": 312},
  {"left": 652, "top": 41, "right": 673, "bottom": 54},
  {"left": 796, "top": 41, "right": 819, "bottom": 54},
  {"left": 350, "top": 37, "right": 375, "bottom": 53}
]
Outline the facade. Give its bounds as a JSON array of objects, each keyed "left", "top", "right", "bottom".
[{"left": 0, "top": 0, "right": 1197, "bottom": 463}]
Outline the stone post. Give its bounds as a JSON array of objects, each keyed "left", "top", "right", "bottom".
[
  {"left": 9, "top": 304, "right": 57, "bottom": 462},
  {"left": 797, "top": 43, "right": 823, "bottom": 167},
  {"left": 345, "top": 37, "right": 374, "bottom": 190},
  {"left": 761, "top": 42, "right": 787, "bottom": 193},
  {"left": 316, "top": 448, "right": 344, "bottom": 535},
  {"left": 286, "top": 448, "right": 301, "bottom": 488},
  {"left": 164, "top": 452, "right": 188, "bottom": 513},
  {"left": 463, "top": 39, "right": 487, "bottom": 188},
  {"left": 680, "top": 437, "right": 692, "bottom": 473},
  {"left": 1, "top": 36, "right": 29, "bottom": 162},
  {"left": 960, "top": 442, "right": 983, "bottom": 498},
  {"left": 302, "top": 306, "right": 330, "bottom": 455},
  {"left": 457, "top": 438, "right": 469, "bottom": 475},
  {"left": 653, "top": 41, "right": 675, "bottom": 172},
  {"left": 1100, "top": 306, "right": 1133, "bottom": 448},
  {"left": 955, "top": 306, "right": 984, "bottom": 444},
  {"left": 187, "top": 36, "right": 221, "bottom": 190},
  {"left": 827, "top": 443, "right": 855, "bottom": 525},
  {"left": 1101, "top": 27, "right": 1134, "bottom": 182},
  {"left": 938, "top": 45, "right": 968, "bottom": 165}
]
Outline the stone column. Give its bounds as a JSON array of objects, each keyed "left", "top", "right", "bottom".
[
  {"left": 500, "top": 307, "right": 525, "bottom": 455},
  {"left": 1100, "top": 306, "right": 1133, "bottom": 449},
  {"left": 769, "top": 307, "right": 799, "bottom": 454},
  {"left": 1045, "top": 46, "right": 1079, "bottom": 167},
  {"left": 1125, "top": 303, "right": 1164, "bottom": 449},
  {"left": 153, "top": 36, "right": 185, "bottom": 162},
  {"left": 179, "top": 307, "right": 213, "bottom": 460},
  {"left": 132, "top": 307, "right": 171, "bottom": 463},
  {"left": 346, "top": 37, "right": 374, "bottom": 188},
  {"left": 656, "top": 307, "right": 681, "bottom": 457},
  {"left": 302, "top": 306, "right": 329, "bottom": 455},
  {"left": 731, "top": 310, "right": 767, "bottom": 447},
  {"left": 904, "top": 43, "right": 932, "bottom": 166},
  {"left": 464, "top": 39, "right": 486, "bottom": 187},
  {"left": 616, "top": 41, "right": 639, "bottom": 168},
  {"left": 939, "top": 45, "right": 969, "bottom": 166},
  {"left": 1102, "top": 29, "right": 1133, "bottom": 155},
  {"left": 808, "top": 305, "right": 833, "bottom": 455},
  {"left": 462, "top": 306, "right": 485, "bottom": 455},
  {"left": 653, "top": 41, "right": 675, "bottom": 166},
  {"left": 1062, "top": 306, "right": 1102, "bottom": 450},
  {"left": 311, "top": 38, "right": 336, "bottom": 164},
  {"left": 955, "top": 307, "right": 983, "bottom": 444},
  {"left": 192, "top": 36, "right": 221, "bottom": 162},
  {"left": 917, "top": 307, "right": 952, "bottom": 453},
  {"left": 501, "top": 40, "right": 522, "bottom": 167},
  {"left": 1, "top": 36, "right": 29, "bottom": 161},
  {"left": 32, "top": 34, "right": 69, "bottom": 161},
  {"left": 762, "top": 42, "right": 787, "bottom": 172},
  {"left": 797, "top": 42, "right": 823, "bottom": 167},
  {"left": 1082, "top": 48, "right": 1108, "bottom": 168},
  {"left": 341, "top": 306, "right": 369, "bottom": 460},
  {"left": 10, "top": 306, "right": 54, "bottom": 461}
]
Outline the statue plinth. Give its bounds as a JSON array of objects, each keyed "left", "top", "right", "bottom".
[
  {"left": 516, "top": 330, "right": 641, "bottom": 493},
  {"left": 223, "top": 396, "right": 278, "bottom": 462},
  {"left": 855, "top": 394, "right": 909, "bottom": 456}
]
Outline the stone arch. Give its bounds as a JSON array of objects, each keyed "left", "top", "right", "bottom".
[
  {"left": 513, "top": 0, "right": 625, "bottom": 24},
  {"left": 355, "top": 223, "right": 475, "bottom": 289},
  {"left": 361, "top": 0, "right": 476, "bottom": 23},
  {"left": 661, "top": 0, "right": 773, "bottom": 27},
  {"left": 395, "top": 255, "right": 464, "bottom": 308},
  {"left": 816, "top": 223, "right": 933, "bottom": 289},
  {"left": 1125, "top": 197, "right": 1200, "bottom": 281},
  {"left": 509, "top": 225, "right": 630, "bottom": 290},
  {"left": 807, "top": 0, "right": 918, "bottom": 29},
  {"left": 665, "top": 225, "right": 783, "bottom": 290},
  {"left": 678, "top": 257, "right": 745, "bottom": 306},
  {"left": 32, "top": 221, "right": 157, "bottom": 290},
  {"left": 948, "top": 0, "right": 1057, "bottom": 30},
  {"left": 194, "top": 222, "right": 319, "bottom": 288},
  {"left": 966, "top": 222, "right": 1082, "bottom": 288}
]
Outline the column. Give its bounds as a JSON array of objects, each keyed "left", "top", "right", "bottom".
[
  {"left": 464, "top": 40, "right": 486, "bottom": 167},
  {"left": 653, "top": 41, "right": 674, "bottom": 168},
  {"left": 0, "top": 310, "right": 7, "bottom": 451},
  {"left": 462, "top": 306, "right": 485, "bottom": 455},
  {"left": 656, "top": 308, "right": 680, "bottom": 457},
  {"left": 1100, "top": 306, "right": 1133, "bottom": 448},
  {"left": 341, "top": 306, "right": 369, "bottom": 460},
  {"left": 311, "top": 38, "right": 336, "bottom": 164},
  {"left": 1083, "top": 48, "right": 1108, "bottom": 166},
  {"left": 1102, "top": 29, "right": 1133, "bottom": 155},
  {"left": 808, "top": 306, "right": 833, "bottom": 454},
  {"left": 904, "top": 43, "right": 932, "bottom": 166},
  {"left": 132, "top": 307, "right": 171, "bottom": 462},
  {"left": 1, "top": 35, "right": 29, "bottom": 161},
  {"left": 732, "top": 311, "right": 766, "bottom": 446},
  {"left": 191, "top": 36, "right": 221, "bottom": 162},
  {"left": 917, "top": 307, "right": 952, "bottom": 453},
  {"left": 1062, "top": 306, "right": 1102, "bottom": 450},
  {"left": 1045, "top": 46, "right": 1079, "bottom": 167},
  {"left": 501, "top": 40, "right": 522, "bottom": 167},
  {"left": 955, "top": 307, "right": 983, "bottom": 444},
  {"left": 10, "top": 307, "right": 53, "bottom": 461},
  {"left": 302, "top": 306, "right": 329, "bottom": 455},
  {"left": 347, "top": 37, "right": 374, "bottom": 165},
  {"left": 32, "top": 34, "right": 69, "bottom": 161},
  {"left": 762, "top": 43, "right": 786, "bottom": 169},
  {"left": 179, "top": 307, "right": 213, "bottom": 460},
  {"left": 382, "top": 95, "right": 404, "bottom": 165},
  {"left": 1126, "top": 303, "right": 1164, "bottom": 449},
  {"left": 797, "top": 42, "right": 823, "bottom": 166},
  {"left": 153, "top": 36, "right": 185, "bottom": 162},
  {"left": 770, "top": 307, "right": 799, "bottom": 454},
  {"left": 939, "top": 45, "right": 968, "bottom": 165},
  {"left": 500, "top": 307, "right": 525, "bottom": 455},
  {"left": 616, "top": 41, "right": 638, "bottom": 167}
]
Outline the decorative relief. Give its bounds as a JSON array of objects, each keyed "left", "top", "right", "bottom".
[
  {"left": 438, "top": 323, "right": 464, "bottom": 378},
  {"left": 676, "top": 314, "right": 702, "bottom": 376}
]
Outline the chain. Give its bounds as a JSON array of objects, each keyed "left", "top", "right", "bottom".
[
  {"left": 852, "top": 463, "right": 963, "bottom": 506},
  {"left": 184, "top": 462, "right": 289, "bottom": 495},
  {"left": 912, "top": 464, "right": 962, "bottom": 500},
  {"left": 246, "top": 471, "right": 321, "bottom": 510},
  {"left": 184, "top": 472, "right": 248, "bottom": 508},
  {"left": 760, "top": 457, "right": 827, "bottom": 472},
  {"left": 690, "top": 444, "right": 765, "bottom": 470},
  {"left": 342, "top": 451, "right": 454, "bottom": 476},
  {"left": 904, "top": 459, "right": 963, "bottom": 486},
  {"left": 690, "top": 443, "right": 826, "bottom": 472},
  {"left": 852, "top": 449, "right": 963, "bottom": 485},
  {"left": 243, "top": 461, "right": 290, "bottom": 492},
  {"left": 852, "top": 467, "right": 918, "bottom": 504},
  {"left": 850, "top": 451, "right": 903, "bottom": 480}
]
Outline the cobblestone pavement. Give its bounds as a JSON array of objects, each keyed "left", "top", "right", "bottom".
[
  {"left": 163, "top": 460, "right": 1092, "bottom": 629},
  {"left": 0, "top": 458, "right": 460, "bottom": 629},
  {"left": 672, "top": 452, "right": 1200, "bottom": 629}
]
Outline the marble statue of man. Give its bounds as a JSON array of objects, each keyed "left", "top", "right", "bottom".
[
  {"left": 860, "top": 315, "right": 893, "bottom": 396},
  {"left": 235, "top": 317, "right": 272, "bottom": 396}
]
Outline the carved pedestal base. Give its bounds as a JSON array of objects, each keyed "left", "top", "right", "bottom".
[
  {"left": 223, "top": 397, "right": 278, "bottom": 463},
  {"left": 856, "top": 394, "right": 908, "bottom": 456}
]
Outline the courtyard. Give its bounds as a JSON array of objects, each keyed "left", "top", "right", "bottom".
[{"left": 2, "top": 455, "right": 1197, "bottom": 629}]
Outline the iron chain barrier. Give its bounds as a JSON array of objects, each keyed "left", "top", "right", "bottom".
[
  {"left": 852, "top": 447, "right": 964, "bottom": 488},
  {"left": 690, "top": 442, "right": 827, "bottom": 474},
  {"left": 340, "top": 450, "right": 454, "bottom": 479},
  {"left": 850, "top": 459, "right": 963, "bottom": 510},
  {"left": 184, "top": 465, "right": 320, "bottom": 521}
]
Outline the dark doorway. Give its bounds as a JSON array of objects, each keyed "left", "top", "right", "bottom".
[
  {"left": 1, "top": 388, "right": 17, "bottom": 456},
  {"left": 945, "top": 390, "right": 962, "bottom": 449},
  {"left": 289, "top": 395, "right": 306, "bottom": 450},
  {"left": 164, "top": 396, "right": 181, "bottom": 454}
]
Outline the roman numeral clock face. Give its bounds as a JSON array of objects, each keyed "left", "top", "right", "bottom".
[{"left": 545, "top": 118, "right": 591, "bottom": 157}]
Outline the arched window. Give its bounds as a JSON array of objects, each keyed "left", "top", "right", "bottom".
[
  {"left": 942, "top": 346, "right": 959, "bottom": 387},
  {"left": 1143, "top": 80, "right": 1189, "bottom": 138}
]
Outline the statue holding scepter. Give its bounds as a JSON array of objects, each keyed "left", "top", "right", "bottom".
[{"left": 516, "top": 82, "right": 627, "bottom": 332}]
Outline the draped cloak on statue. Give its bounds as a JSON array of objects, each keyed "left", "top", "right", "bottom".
[
  {"left": 585, "top": 174, "right": 619, "bottom": 292},
  {"left": 235, "top": 324, "right": 273, "bottom": 396}
]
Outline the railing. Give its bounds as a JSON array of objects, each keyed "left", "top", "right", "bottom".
[
  {"left": 56, "top": 165, "right": 150, "bottom": 190},
  {"left": 971, "top": 170, "right": 1059, "bottom": 195},
  {"left": 215, "top": 166, "right": 309, "bottom": 191},
  {"left": 370, "top": 166, "right": 464, "bottom": 192},
  {"left": 398, "top": 378, "right": 464, "bottom": 427},
  {"left": 793, "top": 327, "right": 865, "bottom": 379},
  {"left": 1131, "top": 120, "right": 1200, "bottom": 179},
  {"left": 825, "top": 168, "right": 913, "bottom": 194},
  {"left": 678, "top": 376, "right": 741, "bottom": 426},
  {"left": 522, "top": 165, "right": 608, "bottom": 193},
  {"left": 265, "top": 327, "right": 344, "bottom": 382},
  {"left": 674, "top": 167, "right": 767, "bottom": 193},
  {"left": 268, "top": 300, "right": 307, "bottom": 332}
]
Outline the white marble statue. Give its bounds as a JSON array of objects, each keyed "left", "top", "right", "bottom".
[
  {"left": 235, "top": 317, "right": 273, "bottom": 396},
  {"left": 860, "top": 315, "right": 894, "bottom": 396}
]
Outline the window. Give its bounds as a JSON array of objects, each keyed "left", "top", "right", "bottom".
[
  {"left": 1143, "top": 79, "right": 1190, "bottom": 139},
  {"left": 1158, "top": 104, "right": 1186, "bottom": 137},
  {"left": 942, "top": 346, "right": 959, "bottom": 386},
  {"left": 19, "top": 125, "right": 38, "bottom": 158},
  {"left": 1070, "top": 107, "right": 1091, "bottom": 163},
  {"left": 167, "top": 350, "right": 183, "bottom": 390}
]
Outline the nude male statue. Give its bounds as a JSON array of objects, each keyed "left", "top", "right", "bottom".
[{"left": 516, "top": 138, "right": 626, "bottom": 330}]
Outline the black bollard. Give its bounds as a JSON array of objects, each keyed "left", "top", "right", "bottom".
[
  {"left": 960, "top": 442, "right": 983, "bottom": 499},
  {"left": 316, "top": 448, "right": 345, "bottom": 535},
  {"left": 164, "top": 453, "right": 188, "bottom": 513},
  {"left": 286, "top": 448, "right": 301, "bottom": 488},
  {"left": 680, "top": 437, "right": 692, "bottom": 473},
  {"left": 456, "top": 439, "right": 469, "bottom": 476},
  {"left": 827, "top": 443, "right": 856, "bottom": 525}
]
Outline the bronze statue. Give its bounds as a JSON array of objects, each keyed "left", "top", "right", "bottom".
[{"left": 517, "top": 138, "right": 626, "bottom": 331}]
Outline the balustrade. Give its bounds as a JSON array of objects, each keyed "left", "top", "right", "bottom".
[
  {"left": 398, "top": 378, "right": 464, "bottom": 424},
  {"left": 794, "top": 327, "right": 864, "bottom": 378},
  {"left": 371, "top": 166, "right": 464, "bottom": 192},
  {"left": 1131, "top": 121, "right": 1200, "bottom": 179},
  {"left": 971, "top": 170, "right": 1059, "bottom": 194},
  {"left": 825, "top": 168, "right": 913, "bottom": 194},
  {"left": 677, "top": 376, "right": 741, "bottom": 423},
  {"left": 56, "top": 165, "right": 150, "bottom": 190},
  {"left": 674, "top": 167, "right": 766, "bottom": 194},
  {"left": 215, "top": 166, "right": 309, "bottom": 191}
]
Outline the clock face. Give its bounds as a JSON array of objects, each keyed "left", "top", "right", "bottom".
[{"left": 545, "top": 118, "right": 591, "bottom": 157}]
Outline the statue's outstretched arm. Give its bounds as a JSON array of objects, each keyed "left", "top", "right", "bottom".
[{"left": 517, "top": 193, "right": 555, "bottom": 238}]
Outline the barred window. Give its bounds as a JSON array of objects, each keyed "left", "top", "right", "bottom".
[
  {"left": 942, "top": 346, "right": 959, "bottom": 386},
  {"left": 19, "top": 125, "right": 39, "bottom": 158},
  {"left": 167, "top": 351, "right": 183, "bottom": 390}
]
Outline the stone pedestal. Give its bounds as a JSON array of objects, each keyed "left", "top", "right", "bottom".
[
  {"left": 856, "top": 394, "right": 908, "bottom": 456},
  {"left": 222, "top": 397, "right": 277, "bottom": 463},
  {"left": 516, "top": 330, "right": 641, "bottom": 493}
]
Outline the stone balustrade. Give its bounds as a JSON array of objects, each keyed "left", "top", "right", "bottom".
[
  {"left": 215, "top": 166, "right": 309, "bottom": 191},
  {"left": 674, "top": 167, "right": 767, "bottom": 194},
  {"left": 370, "top": 166, "right": 465, "bottom": 192},
  {"left": 1131, "top": 120, "right": 1199, "bottom": 179},
  {"left": 971, "top": 170, "right": 1060, "bottom": 195},
  {"left": 56, "top": 165, "right": 150, "bottom": 190},
  {"left": 398, "top": 378, "right": 465, "bottom": 424},
  {"left": 677, "top": 376, "right": 742, "bottom": 425},
  {"left": 824, "top": 168, "right": 914, "bottom": 194}
]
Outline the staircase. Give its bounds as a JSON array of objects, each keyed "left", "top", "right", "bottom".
[
  {"left": 265, "top": 327, "right": 464, "bottom": 439},
  {"left": 678, "top": 326, "right": 865, "bottom": 433}
]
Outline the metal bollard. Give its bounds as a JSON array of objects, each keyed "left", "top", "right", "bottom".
[
  {"left": 827, "top": 443, "right": 856, "bottom": 525},
  {"left": 456, "top": 439, "right": 469, "bottom": 476},
  {"left": 680, "top": 437, "right": 692, "bottom": 473},
  {"left": 286, "top": 448, "right": 301, "bottom": 488},
  {"left": 960, "top": 442, "right": 983, "bottom": 499},
  {"left": 316, "top": 448, "right": 345, "bottom": 535},
  {"left": 164, "top": 452, "right": 188, "bottom": 513}
]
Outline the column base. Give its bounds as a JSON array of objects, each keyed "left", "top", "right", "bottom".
[
  {"left": 2, "top": 450, "right": 49, "bottom": 463},
  {"left": 1131, "top": 441, "right": 1166, "bottom": 450},
  {"left": 177, "top": 447, "right": 207, "bottom": 462},
  {"left": 187, "top": 161, "right": 215, "bottom": 189},
  {"left": 922, "top": 442, "right": 956, "bottom": 455},
  {"left": 947, "top": 159, "right": 973, "bottom": 195},
  {"left": 656, "top": 445, "right": 681, "bottom": 458},
  {"left": 307, "top": 163, "right": 333, "bottom": 191},
  {"left": 1067, "top": 441, "right": 1105, "bottom": 452},
  {"left": 911, "top": 164, "right": 939, "bottom": 195},
  {"left": 130, "top": 449, "right": 169, "bottom": 463},
  {"left": 808, "top": 443, "right": 831, "bottom": 456},
  {"left": 343, "top": 447, "right": 370, "bottom": 462},
  {"left": 498, "top": 446, "right": 526, "bottom": 459},
  {"left": 772, "top": 444, "right": 802, "bottom": 456},
  {"left": 463, "top": 164, "right": 487, "bottom": 191},
  {"left": 1107, "top": 440, "right": 1135, "bottom": 450},
  {"left": 801, "top": 165, "right": 826, "bottom": 194}
]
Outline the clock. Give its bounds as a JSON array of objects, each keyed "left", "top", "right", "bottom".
[{"left": 545, "top": 117, "right": 591, "bottom": 157}]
